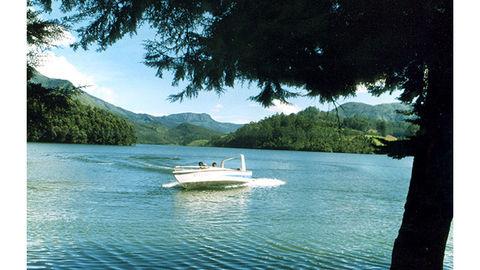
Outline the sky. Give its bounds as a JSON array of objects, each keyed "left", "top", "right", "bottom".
[{"left": 37, "top": 13, "right": 401, "bottom": 124}]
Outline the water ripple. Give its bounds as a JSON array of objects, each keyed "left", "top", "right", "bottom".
[{"left": 27, "top": 143, "right": 452, "bottom": 269}]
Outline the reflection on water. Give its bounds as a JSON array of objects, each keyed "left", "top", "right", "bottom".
[
  {"left": 27, "top": 143, "right": 452, "bottom": 269},
  {"left": 173, "top": 188, "right": 251, "bottom": 245},
  {"left": 174, "top": 187, "right": 250, "bottom": 216}
]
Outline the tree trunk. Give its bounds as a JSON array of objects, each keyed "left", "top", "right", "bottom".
[{"left": 390, "top": 63, "right": 453, "bottom": 269}]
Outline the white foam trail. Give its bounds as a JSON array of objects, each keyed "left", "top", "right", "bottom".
[
  {"left": 162, "top": 182, "right": 179, "bottom": 188},
  {"left": 162, "top": 178, "right": 285, "bottom": 189},
  {"left": 245, "top": 178, "right": 286, "bottom": 188}
]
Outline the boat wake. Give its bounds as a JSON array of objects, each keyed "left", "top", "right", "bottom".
[
  {"left": 162, "top": 178, "right": 285, "bottom": 189},
  {"left": 162, "top": 182, "right": 180, "bottom": 188},
  {"left": 244, "top": 178, "right": 286, "bottom": 188}
]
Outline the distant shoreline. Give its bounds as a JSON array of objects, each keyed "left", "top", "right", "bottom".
[{"left": 27, "top": 141, "right": 401, "bottom": 156}]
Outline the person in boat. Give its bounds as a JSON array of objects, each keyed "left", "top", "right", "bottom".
[
  {"left": 212, "top": 162, "right": 217, "bottom": 167},
  {"left": 198, "top": 161, "right": 206, "bottom": 168}
]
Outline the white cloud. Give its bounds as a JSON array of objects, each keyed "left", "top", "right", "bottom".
[
  {"left": 28, "top": 29, "right": 75, "bottom": 56},
  {"left": 211, "top": 103, "right": 224, "bottom": 113},
  {"left": 268, "top": 99, "right": 301, "bottom": 115},
  {"left": 37, "top": 52, "right": 92, "bottom": 86},
  {"left": 36, "top": 52, "right": 117, "bottom": 104},
  {"left": 33, "top": 29, "right": 114, "bottom": 103},
  {"left": 88, "top": 86, "right": 117, "bottom": 104}
]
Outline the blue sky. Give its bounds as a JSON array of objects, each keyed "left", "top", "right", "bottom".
[{"left": 38, "top": 16, "right": 401, "bottom": 124}]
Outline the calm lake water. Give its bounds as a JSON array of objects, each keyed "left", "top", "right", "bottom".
[{"left": 27, "top": 143, "right": 453, "bottom": 269}]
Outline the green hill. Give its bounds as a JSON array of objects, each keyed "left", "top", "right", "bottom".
[
  {"left": 29, "top": 72, "right": 73, "bottom": 89},
  {"left": 29, "top": 72, "right": 416, "bottom": 150},
  {"left": 332, "top": 102, "right": 412, "bottom": 122},
  {"left": 157, "top": 113, "right": 240, "bottom": 133},
  {"left": 211, "top": 106, "right": 418, "bottom": 154},
  {"left": 167, "top": 123, "right": 222, "bottom": 145},
  {"left": 29, "top": 72, "right": 238, "bottom": 145},
  {"left": 27, "top": 81, "right": 136, "bottom": 145}
]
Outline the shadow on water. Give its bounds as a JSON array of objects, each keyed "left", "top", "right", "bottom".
[
  {"left": 177, "top": 184, "right": 250, "bottom": 191},
  {"left": 146, "top": 180, "right": 250, "bottom": 197},
  {"left": 175, "top": 185, "right": 251, "bottom": 196},
  {"left": 117, "top": 161, "right": 173, "bottom": 174},
  {"left": 172, "top": 186, "right": 252, "bottom": 227},
  {"left": 161, "top": 178, "right": 286, "bottom": 191}
]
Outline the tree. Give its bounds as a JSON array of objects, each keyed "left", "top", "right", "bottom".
[
  {"left": 27, "top": 81, "right": 136, "bottom": 145},
  {"left": 35, "top": 0, "right": 452, "bottom": 268},
  {"left": 27, "top": 3, "right": 137, "bottom": 146},
  {"left": 376, "top": 120, "right": 388, "bottom": 137},
  {"left": 27, "top": 1, "right": 66, "bottom": 80},
  {"left": 211, "top": 110, "right": 377, "bottom": 153}
]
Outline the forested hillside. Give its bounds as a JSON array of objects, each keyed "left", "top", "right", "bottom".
[
  {"left": 211, "top": 107, "right": 418, "bottom": 154},
  {"left": 29, "top": 72, "right": 240, "bottom": 144},
  {"left": 28, "top": 72, "right": 417, "bottom": 151},
  {"left": 27, "top": 82, "right": 136, "bottom": 145},
  {"left": 333, "top": 102, "right": 412, "bottom": 122}
]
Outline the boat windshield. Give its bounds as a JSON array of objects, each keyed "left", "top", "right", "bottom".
[{"left": 174, "top": 154, "right": 246, "bottom": 172}]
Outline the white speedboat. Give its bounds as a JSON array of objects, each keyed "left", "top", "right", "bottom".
[{"left": 173, "top": 154, "right": 253, "bottom": 189}]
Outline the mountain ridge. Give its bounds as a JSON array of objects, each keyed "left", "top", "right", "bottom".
[
  {"left": 30, "top": 72, "right": 413, "bottom": 146},
  {"left": 331, "top": 102, "right": 412, "bottom": 122},
  {"left": 30, "top": 72, "right": 242, "bottom": 132},
  {"left": 76, "top": 91, "right": 242, "bottom": 133}
]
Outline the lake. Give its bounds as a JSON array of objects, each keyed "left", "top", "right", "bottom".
[{"left": 27, "top": 143, "right": 453, "bottom": 269}]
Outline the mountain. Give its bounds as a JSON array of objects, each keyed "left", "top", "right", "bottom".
[
  {"left": 76, "top": 91, "right": 239, "bottom": 131},
  {"left": 167, "top": 123, "right": 222, "bottom": 145},
  {"left": 27, "top": 78, "right": 136, "bottom": 145},
  {"left": 29, "top": 72, "right": 73, "bottom": 89},
  {"left": 156, "top": 113, "right": 240, "bottom": 133},
  {"left": 211, "top": 106, "right": 418, "bottom": 153},
  {"left": 331, "top": 102, "right": 412, "bottom": 122},
  {"left": 75, "top": 89, "right": 241, "bottom": 133},
  {"left": 30, "top": 72, "right": 241, "bottom": 144},
  {"left": 30, "top": 72, "right": 414, "bottom": 147},
  {"left": 211, "top": 107, "right": 379, "bottom": 153}
]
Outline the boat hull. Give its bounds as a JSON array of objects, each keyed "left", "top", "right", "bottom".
[{"left": 173, "top": 169, "right": 252, "bottom": 189}]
